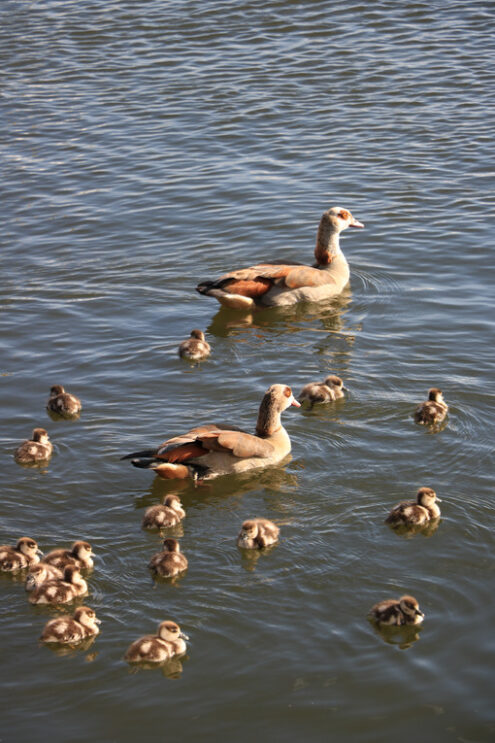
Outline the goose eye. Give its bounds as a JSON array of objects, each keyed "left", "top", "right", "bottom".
[
  {"left": 339, "top": 210, "right": 350, "bottom": 220},
  {"left": 284, "top": 386, "right": 291, "bottom": 398}
]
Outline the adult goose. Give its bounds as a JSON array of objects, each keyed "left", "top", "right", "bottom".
[
  {"left": 196, "top": 206, "right": 364, "bottom": 309},
  {"left": 122, "top": 384, "right": 300, "bottom": 480}
]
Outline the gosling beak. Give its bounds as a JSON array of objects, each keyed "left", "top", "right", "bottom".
[
  {"left": 349, "top": 216, "right": 364, "bottom": 228},
  {"left": 36, "top": 549, "right": 44, "bottom": 558},
  {"left": 95, "top": 618, "right": 102, "bottom": 625},
  {"left": 179, "top": 631, "right": 189, "bottom": 641},
  {"left": 435, "top": 497, "right": 442, "bottom": 502},
  {"left": 341, "top": 386, "right": 348, "bottom": 393},
  {"left": 416, "top": 610, "right": 424, "bottom": 618}
]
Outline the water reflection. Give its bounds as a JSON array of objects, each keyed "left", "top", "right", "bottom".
[
  {"left": 368, "top": 620, "right": 423, "bottom": 651},
  {"left": 39, "top": 636, "right": 97, "bottom": 657},
  {"left": 206, "top": 288, "right": 353, "bottom": 339},
  {"left": 238, "top": 543, "right": 278, "bottom": 572},
  {"left": 46, "top": 408, "right": 81, "bottom": 423},
  {"left": 386, "top": 518, "right": 441, "bottom": 539},
  {"left": 126, "top": 654, "right": 187, "bottom": 679},
  {"left": 133, "top": 462, "right": 299, "bottom": 510}
]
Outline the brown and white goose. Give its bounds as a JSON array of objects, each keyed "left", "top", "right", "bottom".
[
  {"left": 124, "top": 620, "right": 188, "bottom": 664},
  {"left": 196, "top": 207, "right": 364, "bottom": 309},
  {"left": 0, "top": 537, "right": 43, "bottom": 572},
  {"left": 122, "top": 384, "right": 300, "bottom": 480},
  {"left": 148, "top": 538, "right": 188, "bottom": 578},
  {"left": 178, "top": 330, "right": 211, "bottom": 361},
  {"left": 43, "top": 540, "right": 94, "bottom": 570},
  {"left": 237, "top": 519, "right": 280, "bottom": 549},
  {"left": 414, "top": 388, "right": 448, "bottom": 425},
  {"left": 40, "top": 606, "right": 101, "bottom": 644},
  {"left": 28, "top": 565, "right": 88, "bottom": 605},
  {"left": 142, "top": 494, "right": 186, "bottom": 530},
  {"left": 14, "top": 428, "right": 52, "bottom": 464},
  {"left": 369, "top": 595, "right": 424, "bottom": 626},
  {"left": 298, "top": 374, "right": 346, "bottom": 407},
  {"left": 386, "top": 487, "right": 441, "bottom": 528},
  {"left": 47, "top": 385, "right": 82, "bottom": 417}
]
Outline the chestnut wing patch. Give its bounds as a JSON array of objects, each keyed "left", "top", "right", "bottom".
[{"left": 220, "top": 263, "right": 335, "bottom": 293}]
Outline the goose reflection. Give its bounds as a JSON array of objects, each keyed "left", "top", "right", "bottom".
[
  {"left": 135, "top": 462, "right": 299, "bottom": 510},
  {"left": 206, "top": 287, "right": 353, "bottom": 340}
]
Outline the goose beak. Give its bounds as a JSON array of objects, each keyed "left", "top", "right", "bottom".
[
  {"left": 349, "top": 217, "right": 364, "bottom": 228},
  {"left": 291, "top": 398, "right": 301, "bottom": 408}
]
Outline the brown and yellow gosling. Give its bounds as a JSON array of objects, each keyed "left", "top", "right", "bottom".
[
  {"left": 40, "top": 606, "right": 101, "bottom": 644},
  {"left": 369, "top": 595, "right": 424, "bottom": 626},
  {"left": 124, "top": 620, "right": 188, "bottom": 663}
]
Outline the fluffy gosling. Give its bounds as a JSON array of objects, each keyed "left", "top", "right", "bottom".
[
  {"left": 124, "top": 620, "right": 188, "bottom": 663},
  {"left": 237, "top": 518, "right": 280, "bottom": 549},
  {"left": 40, "top": 606, "right": 101, "bottom": 644},
  {"left": 369, "top": 595, "right": 424, "bottom": 626}
]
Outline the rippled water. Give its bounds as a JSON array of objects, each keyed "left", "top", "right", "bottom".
[{"left": 1, "top": 1, "right": 494, "bottom": 741}]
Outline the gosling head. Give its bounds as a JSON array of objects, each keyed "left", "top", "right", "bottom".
[
  {"left": 399, "top": 595, "right": 424, "bottom": 622},
  {"left": 49, "top": 385, "right": 65, "bottom": 397},
  {"left": 162, "top": 538, "right": 180, "bottom": 553},
  {"left": 163, "top": 494, "right": 183, "bottom": 509},
  {"left": 32, "top": 428, "right": 50, "bottom": 444},
  {"left": 239, "top": 520, "right": 259, "bottom": 540},
  {"left": 416, "top": 487, "right": 440, "bottom": 508},
  {"left": 17, "top": 537, "right": 43, "bottom": 561},
  {"left": 427, "top": 387, "right": 444, "bottom": 403},
  {"left": 189, "top": 329, "right": 205, "bottom": 340},
  {"left": 74, "top": 606, "right": 101, "bottom": 630},
  {"left": 71, "top": 540, "right": 92, "bottom": 559},
  {"left": 157, "top": 620, "right": 189, "bottom": 643},
  {"left": 63, "top": 564, "right": 82, "bottom": 584},
  {"left": 324, "top": 375, "right": 346, "bottom": 392}
]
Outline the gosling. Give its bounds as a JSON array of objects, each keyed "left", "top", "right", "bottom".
[
  {"left": 29, "top": 565, "right": 88, "bottom": 605},
  {"left": 25, "top": 562, "right": 64, "bottom": 591},
  {"left": 14, "top": 428, "right": 52, "bottom": 464},
  {"left": 43, "top": 540, "right": 94, "bottom": 570},
  {"left": 40, "top": 606, "right": 101, "bottom": 644},
  {"left": 124, "top": 620, "right": 188, "bottom": 663},
  {"left": 414, "top": 387, "right": 448, "bottom": 425},
  {"left": 0, "top": 537, "right": 43, "bottom": 572},
  {"left": 298, "top": 375, "right": 346, "bottom": 407},
  {"left": 386, "top": 487, "right": 441, "bottom": 528},
  {"left": 142, "top": 494, "right": 186, "bottom": 530},
  {"left": 178, "top": 330, "right": 211, "bottom": 362},
  {"left": 148, "top": 538, "right": 188, "bottom": 577},
  {"left": 237, "top": 518, "right": 280, "bottom": 549},
  {"left": 47, "top": 385, "right": 82, "bottom": 417},
  {"left": 369, "top": 595, "right": 424, "bottom": 626}
]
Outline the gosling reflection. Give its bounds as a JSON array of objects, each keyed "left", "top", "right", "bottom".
[
  {"left": 126, "top": 654, "right": 187, "bottom": 678},
  {"left": 369, "top": 621, "right": 423, "bottom": 650}
]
